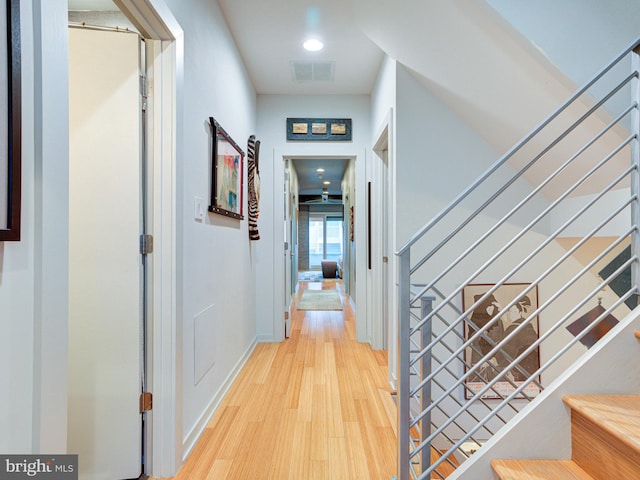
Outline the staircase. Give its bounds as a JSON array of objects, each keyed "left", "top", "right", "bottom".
[
  {"left": 395, "top": 38, "right": 640, "bottom": 480},
  {"left": 492, "top": 394, "right": 640, "bottom": 479}
]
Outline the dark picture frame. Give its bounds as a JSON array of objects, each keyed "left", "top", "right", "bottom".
[
  {"left": 0, "top": 0, "right": 21, "bottom": 241},
  {"left": 286, "top": 118, "right": 352, "bottom": 141},
  {"left": 462, "top": 283, "right": 541, "bottom": 399},
  {"left": 208, "top": 117, "right": 244, "bottom": 220}
]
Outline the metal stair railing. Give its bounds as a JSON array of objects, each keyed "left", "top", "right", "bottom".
[{"left": 395, "top": 38, "right": 640, "bottom": 480}]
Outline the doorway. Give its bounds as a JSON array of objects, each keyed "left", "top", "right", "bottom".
[{"left": 67, "top": 25, "right": 145, "bottom": 480}]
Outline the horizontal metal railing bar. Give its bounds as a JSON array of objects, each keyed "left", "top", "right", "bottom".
[
  {"left": 422, "top": 286, "right": 636, "bottom": 476},
  {"left": 410, "top": 167, "right": 636, "bottom": 355},
  {"left": 409, "top": 73, "right": 637, "bottom": 280},
  {"left": 397, "top": 36, "right": 640, "bottom": 257},
  {"left": 409, "top": 106, "right": 637, "bottom": 305},
  {"left": 411, "top": 239, "right": 634, "bottom": 432},
  {"left": 410, "top": 220, "right": 635, "bottom": 405},
  {"left": 411, "top": 174, "right": 636, "bottom": 370}
]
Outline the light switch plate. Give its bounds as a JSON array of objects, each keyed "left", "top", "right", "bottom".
[{"left": 194, "top": 197, "right": 205, "bottom": 221}]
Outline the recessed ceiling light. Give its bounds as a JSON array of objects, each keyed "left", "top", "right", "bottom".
[
  {"left": 304, "top": 39, "right": 324, "bottom": 52},
  {"left": 316, "top": 168, "right": 325, "bottom": 173},
  {"left": 323, "top": 181, "right": 331, "bottom": 185}
]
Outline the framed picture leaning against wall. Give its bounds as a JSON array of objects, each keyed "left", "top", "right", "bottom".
[{"left": 462, "top": 283, "right": 541, "bottom": 399}]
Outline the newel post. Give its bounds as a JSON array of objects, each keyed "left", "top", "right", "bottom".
[
  {"left": 396, "top": 249, "right": 411, "bottom": 480},
  {"left": 631, "top": 45, "right": 640, "bottom": 296}
]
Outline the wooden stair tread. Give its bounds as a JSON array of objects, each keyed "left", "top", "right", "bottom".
[
  {"left": 491, "top": 459, "right": 593, "bottom": 479},
  {"left": 562, "top": 395, "right": 640, "bottom": 451}
]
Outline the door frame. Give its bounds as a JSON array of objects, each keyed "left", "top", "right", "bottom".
[
  {"left": 113, "top": 1, "right": 184, "bottom": 476},
  {"left": 274, "top": 154, "right": 358, "bottom": 342},
  {"left": 372, "top": 109, "right": 397, "bottom": 388},
  {"left": 37, "top": 0, "right": 182, "bottom": 476}
]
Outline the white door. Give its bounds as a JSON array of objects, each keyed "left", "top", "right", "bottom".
[
  {"left": 284, "top": 162, "right": 293, "bottom": 336},
  {"left": 68, "top": 28, "right": 143, "bottom": 480},
  {"left": 382, "top": 148, "right": 390, "bottom": 348}
]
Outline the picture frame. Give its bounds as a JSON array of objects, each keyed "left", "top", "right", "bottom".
[
  {"left": 462, "top": 283, "right": 541, "bottom": 399},
  {"left": 286, "top": 117, "right": 352, "bottom": 141},
  {"left": 208, "top": 117, "right": 244, "bottom": 220},
  {"left": 0, "top": 0, "right": 21, "bottom": 241}
]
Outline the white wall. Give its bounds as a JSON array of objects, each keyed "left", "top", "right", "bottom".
[
  {"left": 162, "top": 0, "right": 258, "bottom": 456},
  {"left": 256, "top": 94, "right": 370, "bottom": 342},
  {"left": 0, "top": 0, "right": 70, "bottom": 455},
  {"left": 371, "top": 55, "right": 396, "bottom": 139}
]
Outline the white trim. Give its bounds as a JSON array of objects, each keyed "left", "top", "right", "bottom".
[
  {"left": 146, "top": 37, "right": 181, "bottom": 477},
  {"left": 33, "top": 0, "right": 71, "bottom": 453},
  {"left": 256, "top": 334, "right": 277, "bottom": 342},
  {"left": 272, "top": 148, "right": 286, "bottom": 342},
  {"left": 181, "top": 339, "right": 258, "bottom": 461},
  {"left": 349, "top": 296, "right": 356, "bottom": 313},
  {"left": 372, "top": 109, "right": 396, "bottom": 384},
  {"left": 112, "top": 1, "right": 183, "bottom": 476},
  {"left": 274, "top": 152, "right": 359, "bottom": 343}
]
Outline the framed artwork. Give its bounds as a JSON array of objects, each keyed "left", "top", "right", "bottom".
[
  {"left": 209, "top": 117, "right": 244, "bottom": 220},
  {"left": 462, "top": 283, "right": 541, "bottom": 399},
  {"left": 286, "top": 117, "right": 352, "bottom": 141},
  {"left": 0, "top": 0, "right": 21, "bottom": 241}
]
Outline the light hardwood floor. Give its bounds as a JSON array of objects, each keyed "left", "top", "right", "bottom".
[{"left": 167, "top": 279, "right": 398, "bottom": 479}]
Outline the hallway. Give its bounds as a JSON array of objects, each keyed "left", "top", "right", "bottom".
[{"left": 170, "top": 280, "right": 397, "bottom": 479}]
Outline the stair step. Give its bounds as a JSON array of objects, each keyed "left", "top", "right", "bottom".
[
  {"left": 563, "top": 395, "right": 640, "bottom": 478},
  {"left": 491, "top": 459, "right": 593, "bottom": 479}
]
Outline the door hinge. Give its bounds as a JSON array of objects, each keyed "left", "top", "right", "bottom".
[
  {"left": 139, "top": 75, "right": 149, "bottom": 98},
  {"left": 284, "top": 311, "right": 289, "bottom": 320},
  {"left": 140, "top": 392, "right": 153, "bottom": 413},
  {"left": 140, "top": 234, "right": 154, "bottom": 255}
]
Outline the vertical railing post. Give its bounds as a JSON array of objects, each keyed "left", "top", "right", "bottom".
[
  {"left": 420, "top": 295, "right": 435, "bottom": 475},
  {"left": 631, "top": 46, "right": 640, "bottom": 295},
  {"left": 397, "top": 249, "right": 411, "bottom": 480}
]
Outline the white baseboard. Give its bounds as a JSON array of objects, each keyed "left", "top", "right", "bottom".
[
  {"left": 181, "top": 337, "right": 258, "bottom": 461},
  {"left": 389, "top": 372, "right": 397, "bottom": 393},
  {"left": 349, "top": 296, "right": 356, "bottom": 312},
  {"left": 256, "top": 334, "right": 276, "bottom": 342}
]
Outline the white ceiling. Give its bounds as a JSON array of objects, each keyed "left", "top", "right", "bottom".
[
  {"left": 217, "top": 0, "right": 384, "bottom": 95},
  {"left": 291, "top": 158, "right": 349, "bottom": 197}
]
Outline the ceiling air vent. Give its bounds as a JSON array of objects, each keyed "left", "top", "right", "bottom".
[{"left": 291, "top": 61, "right": 335, "bottom": 82}]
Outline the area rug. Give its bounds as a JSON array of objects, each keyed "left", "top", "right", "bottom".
[{"left": 297, "top": 289, "right": 343, "bottom": 311}]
